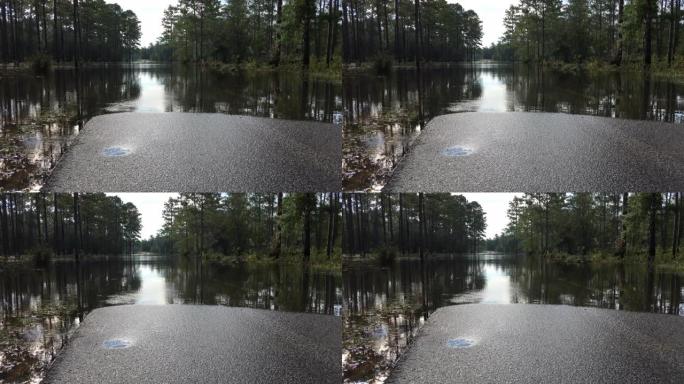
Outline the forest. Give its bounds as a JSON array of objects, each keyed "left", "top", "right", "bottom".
[
  {"left": 487, "top": 0, "right": 683, "bottom": 68},
  {"left": 140, "top": 193, "right": 341, "bottom": 265},
  {"left": 0, "top": 193, "right": 141, "bottom": 260},
  {"left": 0, "top": 0, "right": 141, "bottom": 66},
  {"left": 342, "top": 0, "right": 483, "bottom": 64},
  {"left": 142, "top": 0, "right": 341, "bottom": 70},
  {"left": 487, "top": 193, "right": 683, "bottom": 265},
  {"left": 342, "top": 193, "right": 487, "bottom": 258}
]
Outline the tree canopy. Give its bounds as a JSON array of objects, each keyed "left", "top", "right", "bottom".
[
  {"left": 143, "top": 0, "right": 341, "bottom": 69},
  {"left": 342, "top": 0, "right": 483, "bottom": 64},
  {"left": 0, "top": 0, "right": 141, "bottom": 64},
  {"left": 488, "top": 0, "right": 682, "bottom": 68},
  {"left": 0, "top": 193, "right": 141, "bottom": 259},
  {"left": 141, "top": 193, "right": 341, "bottom": 264},
  {"left": 488, "top": 193, "right": 683, "bottom": 264},
  {"left": 343, "top": 193, "right": 487, "bottom": 257}
]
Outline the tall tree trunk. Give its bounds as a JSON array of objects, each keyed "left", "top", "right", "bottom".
[
  {"left": 271, "top": 193, "right": 283, "bottom": 258},
  {"left": 645, "top": 0, "right": 655, "bottom": 67},
  {"left": 669, "top": 0, "right": 676, "bottom": 65},
  {"left": 73, "top": 192, "right": 79, "bottom": 261},
  {"left": 303, "top": 199, "right": 312, "bottom": 263},
  {"left": 73, "top": 0, "right": 79, "bottom": 69},
  {"left": 302, "top": 0, "right": 312, "bottom": 68},
  {"left": 326, "top": 193, "right": 335, "bottom": 257},
  {"left": 326, "top": 0, "right": 334, "bottom": 65},
  {"left": 614, "top": 0, "right": 625, "bottom": 65},
  {"left": 414, "top": 0, "right": 420, "bottom": 70},
  {"left": 648, "top": 194, "right": 658, "bottom": 264},
  {"left": 674, "top": 192, "right": 681, "bottom": 258}
]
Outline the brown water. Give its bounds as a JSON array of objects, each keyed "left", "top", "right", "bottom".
[
  {"left": 342, "top": 62, "right": 684, "bottom": 191},
  {"left": 342, "top": 253, "right": 684, "bottom": 383},
  {"left": 0, "top": 63, "right": 342, "bottom": 191},
  {"left": 0, "top": 254, "right": 341, "bottom": 383}
]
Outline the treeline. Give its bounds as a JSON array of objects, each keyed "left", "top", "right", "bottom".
[
  {"left": 144, "top": 0, "right": 341, "bottom": 69},
  {"left": 0, "top": 193, "right": 141, "bottom": 259},
  {"left": 0, "top": 0, "right": 141, "bottom": 65},
  {"left": 488, "top": 193, "right": 683, "bottom": 264},
  {"left": 140, "top": 193, "right": 341, "bottom": 262},
  {"left": 342, "top": 0, "right": 483, "bottom": 64},
  {"left": 343, "top": 194, "right": 486, "bottom": 257},
  {"left": 489, "top": 0, "right": 682, "bottom": 68}
]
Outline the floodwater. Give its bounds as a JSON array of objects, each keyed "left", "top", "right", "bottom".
[
  {"left": 0, "top": 63, "right": 342, "bottom": 190},
  {"left": 342, "top": 253, "right": 684, "bottom": 383},
  {"left": 343, "top": 62, "right": 684, "bottom": 191},
  {"left": 0, "top": 254, "right": 342, "bottom": 383}
]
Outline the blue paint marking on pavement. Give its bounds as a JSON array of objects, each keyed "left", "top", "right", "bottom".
[
  {"left": 103, "top": 147, "right": 131, "bottom": 157},
  {"left": 446, "top": 338, "right": 475, "bottom": 349},
  {"left": 442, "top": 146, "right": 474, "bottom": 157},
  {"left": 103, "top": 339, "right": 132, "bottom": 349}
]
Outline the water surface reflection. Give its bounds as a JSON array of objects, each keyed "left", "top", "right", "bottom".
[
  {"left": 0, "top": 254, "right": 341, "bottom": 382},
  {"left": 343, "top": 62, "right": 684, "bottom": 190},
  {"left": 342, "top": 253, "right": 684, "bottom": 383},
  {"left": 0, "top": 63, "right": 342, "bottom": 190}
]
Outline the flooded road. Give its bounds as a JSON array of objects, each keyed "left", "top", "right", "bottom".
[
  {"left": 0, "top": 63, "right": 342, "bottom": 190},
  {"left": 0, "top": 254, "right": 342, "bottom": 383},
  {"left": 342, "top": 253, "right": 684, "bottom": 383},
  {"left": 343, "top": 62, "right": 684, "bottom": 191}
]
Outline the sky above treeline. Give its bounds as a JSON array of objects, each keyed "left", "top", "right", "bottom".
[
  {"left": 108, "top": 194, "right": 518, "bottom": 241},
  {"left": 105, "top": 0, "right": 175, "bottom": 47},
  {"left": 106, "top": 0, "right": 513, "bottom": 48},
  {"left": 455, "top": 0, "right": 516, "bottom": 47}
]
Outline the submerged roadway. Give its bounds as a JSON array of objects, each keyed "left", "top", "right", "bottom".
[
  {"left": 388, "top": 304, "right": 684, "bottom": 383},
  {"left": 44, "top": 305, "right": 341, "bottom": 384},
  {"left": 385, "top": 113, "right": 684, "bottom": 192},
  {"left": 44, "top": 113, "right": 341, "bottom": 192}
]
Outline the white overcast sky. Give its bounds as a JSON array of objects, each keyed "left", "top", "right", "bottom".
[
  {"left": 108, "top": 193, "right": 178, "bottom": 239},
  {"left": 462, "top": 193, "right": 522, "bottom": 239},
  {"left": 108, "top": 0, "right": 515, "bottom": 48},
  {"left": 106, "top": 193, "right": 517, "bottom": 241},
  {"left": 454, "top": 0, "right": 517, "bottom": 46},
  {"left": 106, "top": 0, "right": 176, "bottom": 46}
]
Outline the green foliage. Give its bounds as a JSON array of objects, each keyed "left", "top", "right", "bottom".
[
  {"left": 375, "top": 245, "right": 398, "bottom": 264},
  {"left": 343, "top": 194, "right": 487, "bottom": 256},
  {"left": 150, "top": 0, "right": 341, "bottom": 68},
  {"left": 145, "top": 193, "right": 342, "bottom": 266},
  {"left": 0, "top": 0, "right": 141, "bottom": 64},
  {"left": 29, "top": 54, "right": 53, "bottom": 74},
  {"left": 493, "top": 0, "right": 684, "bottom": 69},
  {"left": 343, "top": 0, "right": 483, "bottom": 64},
  {"left": 0, "top": 193, "right": 141, "bottom": 258},
  {"left": 492, "top": 193, "right": 684, "bottom": 265},
  {"left": 372, "top": 54, "right": 393, "bottom": 76}
]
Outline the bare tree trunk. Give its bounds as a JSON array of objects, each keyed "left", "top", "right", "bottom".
[
  {"left": 645, "top": 0, "right": 655, "bottom": 67},
  {"left": 73, "top": 193, "right": 79, "bottom": 262}
]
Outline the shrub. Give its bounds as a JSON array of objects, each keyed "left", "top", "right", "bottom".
[
  {"left": 30, "top": 54, "right": 52, "bottom": 74},
  {"left": 376, "top": 246, "right": 398, "bottom": 265},
  {"left": 372, "top": 54, "right": 393, "bottom": 76}
]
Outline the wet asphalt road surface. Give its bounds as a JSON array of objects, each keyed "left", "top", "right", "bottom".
[
  {"left": 44, "top": 305, "right": 341, "bottom": 384},
  {"left": 388, "top": 304, "right": 684, "bottom": 383},
  {"left": 385, "top": 113, "right": 684, "bottom": 192},
  {"left": 44, "top": 113, "right": 341, "bottom": 192}
]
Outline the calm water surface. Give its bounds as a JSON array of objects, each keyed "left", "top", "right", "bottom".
[
  {"left": 343, "top": 62, "right": 684, "bottom": 190},
  {"left": 342, "top": 253, "right": 684, "bottom": 383},
  {"left": 0, "top": 254, "right": 341, "bottom": 383},
  {"left": 0, "top": 63, "right": 342, "bottom": 190}
]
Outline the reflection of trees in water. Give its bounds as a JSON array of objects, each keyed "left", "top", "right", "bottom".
[
  {"left": 159, "top": 67, "right": 340, "bottom": 122},
  {"left": 508, "top": 255, "right": 682, "bottom": 315},
  {"left": 1, "top": 256, "right": 341, "bottom": 381},
  {"left": 150, "top": 254, "right": 340, "bottom": 314},
  {"left": 345, "top": 64, "right": 684, "bottom": 124}
]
